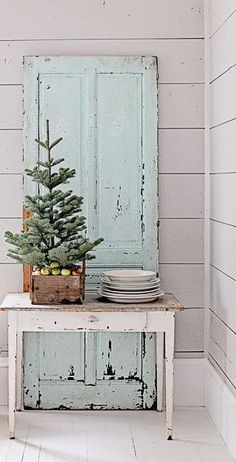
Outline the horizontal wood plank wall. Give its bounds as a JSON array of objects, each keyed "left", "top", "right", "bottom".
[
  {"left": 209, "top": 1, "right": 236, "bottom": 393},
  {"left": 0, "top": 0, "right": 204, "bottom": 358}
]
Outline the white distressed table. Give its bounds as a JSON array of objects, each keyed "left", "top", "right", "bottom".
[{"left": 1, "top": 292, "right": 184, "bottom": 440}]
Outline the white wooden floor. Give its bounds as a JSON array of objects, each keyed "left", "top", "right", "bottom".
[{"left": 0, "top": 407, "right": 234, "bottom": 462}]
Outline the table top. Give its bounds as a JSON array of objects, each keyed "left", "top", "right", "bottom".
[{"left": 0, "top": 292, "right": 184, "bottom": 312}]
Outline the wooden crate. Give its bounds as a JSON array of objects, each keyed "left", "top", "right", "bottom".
[{"left": 30, "top": 261, "right": 86, "bottom": 305}]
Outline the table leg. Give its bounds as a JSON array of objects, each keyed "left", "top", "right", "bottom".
[
  {"left": 156, "top": 332, "right": 164, "bottom": 411},
  {"left": 16, "top": 332, "right": 23, "bottom": 411},
  {"left": 8, "top": 311, "right": 17, "bottom": 439},
  {"left": 165, "top": 314, "right": 175, "bottom": 440}
]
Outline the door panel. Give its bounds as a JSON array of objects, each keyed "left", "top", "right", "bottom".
[
  {"left": 96, "top": 74, "right": 142, "bottom": 253},
  {"left": 24, "top": 332, "right": 156, "bottom": 410},
  {"left": 39, "top": 333, "right": 85, "bottom": 381},
  {"left": 38, "top": 74, "right": 87, "bottom": 197},
  {"left": 96, "top": 333, "right": 142, "bottom": 380},
  {"left": 23, "top": 56, "right": 158, "bottom": 409}
]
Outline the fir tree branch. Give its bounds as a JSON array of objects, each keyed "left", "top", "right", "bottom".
[{"left": 49, "top": 137, "right": 63, "bottom": 149}]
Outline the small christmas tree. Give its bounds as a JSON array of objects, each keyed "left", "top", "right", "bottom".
[{"left": 5, "top": 120, "right": 103, "bottom": 272}]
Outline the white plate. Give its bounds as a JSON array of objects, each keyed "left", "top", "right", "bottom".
[
  {"left": 104, "top": 270, "right": 156, "bottom": 282},
  {"left": 100, "top": 287, "right": 162, "bottom": 296},
  {"left": 98, "top": 289, "right": 165, "bottom": 304},
  {"left": 101, "top": 284, "right": 161, "bottom": 295},
  {"left": 100, "top": 293, "right": 164, "bottom": 300},
  {"left": 101, "top": 277, "right": 160, "bottom": 289},
  {"left": 98, "top": 288, "right": 164, "bottom": 299},
  {"left": 101, "top": 280, "right": 161, "bottom": 290}
]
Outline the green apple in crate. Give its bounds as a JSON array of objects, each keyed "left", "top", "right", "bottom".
[{"left": 5, "top": 120, "right": 103, "bottom": 304}]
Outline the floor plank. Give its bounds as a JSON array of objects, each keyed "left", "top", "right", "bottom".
[{"left": 0, "top": 407, "right": 233, "bottom": 462}]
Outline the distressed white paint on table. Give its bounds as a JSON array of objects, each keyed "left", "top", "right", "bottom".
[{"left": 0, "top": 292, "right": 184, "bottom": 440}]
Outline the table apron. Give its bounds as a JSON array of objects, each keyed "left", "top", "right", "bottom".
[{"left": 14, "top": 310, "right": 175, "bottom": 333}]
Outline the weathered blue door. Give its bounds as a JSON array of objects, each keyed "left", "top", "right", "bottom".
[{"left": 23, "top": 57, "right": 158, "bottom": 409}]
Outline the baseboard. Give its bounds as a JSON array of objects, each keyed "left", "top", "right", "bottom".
[
  {"left": 0, "top": 356, "right": 205, "bottom": 407},
  {"left": 0, "top": 357, "right": 8, "bottom": 406},
  {"left": 206, "top": 359, "right": 236, "bottom": 460}
]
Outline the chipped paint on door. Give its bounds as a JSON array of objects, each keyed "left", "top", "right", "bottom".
[{"left": 23, "top": 56, "right": 158, "bottom": 409}]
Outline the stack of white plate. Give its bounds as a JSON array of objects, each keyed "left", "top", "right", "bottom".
[{"left": 98, "top": 270, "right": 164, "bottom": 303}]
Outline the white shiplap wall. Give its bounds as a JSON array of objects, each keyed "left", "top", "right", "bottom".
[
  {"left": 0, "top": 0, "right": 204, "bottom": 357},
  {"left": 208, "top": 0, "right": 236, "bottom": 393}
]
